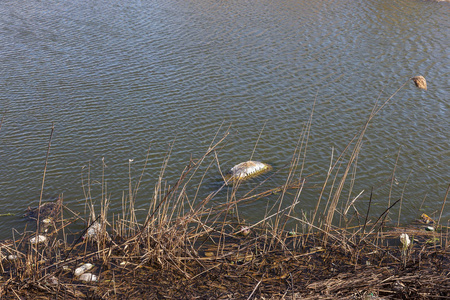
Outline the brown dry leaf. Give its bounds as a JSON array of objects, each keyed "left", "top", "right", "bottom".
[{"left": 411, "top": 76, "right": 427, "bottom": 90}]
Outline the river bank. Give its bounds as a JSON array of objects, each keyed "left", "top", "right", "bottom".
[{"left": 0, "top": 198, "right": 448, "bottom": 299}]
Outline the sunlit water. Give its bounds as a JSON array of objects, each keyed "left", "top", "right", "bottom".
[{"left": 0, "top": 0, "right": 449, "bottom": 239}]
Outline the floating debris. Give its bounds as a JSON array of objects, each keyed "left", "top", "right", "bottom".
[
  {"left": 24, "top": 198, "right": 62, "bottom": 234},
  {"left": 84, "top": 222, "right": 102, "bottom": 240},
  {"left": 411, "top": 76, "right": 427, "bottom": 90},
  {"left": 420, "top": 213, "right": 435, "bottom": 224},
  {"left": 24, "top": 198, "right": 62, "bottom": 221},
  {"left": 83, "top": 222, "right": 111, "bottom": 242},
  {"left": 30, "top": 235, "right": 47, "bottom": 244},
  {"left": 0, "top": 213, "right": 15, "bottom": 217},
  {"left": 74, "top": 263, "right": 94, "bottom": 276},
  {"left": 225, "top": 161, "right": 272, "bottom": 183},
  {"left": 399, "top": 233, "right": 410, "bottom": 250},
  {"left": 425, "top": 226, "right": 435, "bottom": 232},
  {"left": 79, "top": 273, "right": 98, "bottom": 282}
]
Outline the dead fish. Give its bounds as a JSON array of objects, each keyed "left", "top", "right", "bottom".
[{"left": 225, "top": 161, "right": 272, "bottom": 182}]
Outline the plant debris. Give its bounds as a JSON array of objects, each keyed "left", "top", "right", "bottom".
[{"left": 411, "top": 76, "right": 427, "bottom": 90}]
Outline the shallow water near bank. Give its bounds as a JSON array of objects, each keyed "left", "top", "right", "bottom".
[{"left": 0, "top": 0, "right": 449, "bottom": 239}]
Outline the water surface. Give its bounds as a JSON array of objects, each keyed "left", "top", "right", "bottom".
[{"left": 0, "top": 0, "right": 449, "bottom": 239}]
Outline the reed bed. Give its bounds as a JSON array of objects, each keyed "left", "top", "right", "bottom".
[{"left": 0, "top": 78, "right": 449, "bottom": 299}]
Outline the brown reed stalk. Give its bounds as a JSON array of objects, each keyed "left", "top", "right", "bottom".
[
  {"left": 274, "top": 96, "right": 315, "bottom": 236},
  {"left": 389, "top": 147, "right": 402, "bottom": 208},
  {"left": 361, "top": 188, "right": 374, "bottom": 235},
  {"left": 271, "top": 130, "right": 304, "bottom": 232},
  {"left": 343, "top": 148, "right": 360, "bottom": 222},
  {"left": 320, "top": 78, "right": 412, "bottom": 240},
  {"left": 309, "top": 146, "right": 336, "bottom": 233},
  {"left": 437, "top": 183, "right": 450, "bottom": 228},
  {"left": 37, "top": 123, "right": 55, "bottom": 226},
  {"left": 397, "top": 170, "right": 412, "bottom": 226},
  {"left": 359, "top": 198, "right": 401, "bottom": 244},
  {"left": 323, "top": 140, "right": 362, "bottom": 239},
  {"left": 249, "top": 120, "right": 267, "bottom": 161},
  {"left": 278, "top": 115, "right": 313, "bottom": 233},
  {"left": 133, "top": 129, "right": 230, "bottom": 246},
  {"left": 132, "top": 144, "right": 152, "bottom": 202},
  {"left": 128, "top": 158, "right": 137, "bottom": 236},
  {"left": 33, "top": 122, "right": 54, "bottom": 272}
]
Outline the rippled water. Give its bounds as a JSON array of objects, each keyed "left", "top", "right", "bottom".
[{"left": 0, "top": 0, "right": 449, "bottom": 239}]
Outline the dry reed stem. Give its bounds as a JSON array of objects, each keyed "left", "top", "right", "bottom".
[
  {"left": 397, "top": 170, "right": 412, "bottom": 226},
  {"left": 33, "top": 122, "right": 54, "bottom": 273},
  {"left": 388, "top": 147, "right": 402, "bottom": 209},
  {"left": 249, "top": 121, "right": 267, "bottom": 161},
  {"left": 437, "top": 183, "right": 450, "bottom": 227}
]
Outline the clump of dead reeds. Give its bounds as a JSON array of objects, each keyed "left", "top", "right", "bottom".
[{"left": 411, "top": 75, "right": 427, "bottom": 90}]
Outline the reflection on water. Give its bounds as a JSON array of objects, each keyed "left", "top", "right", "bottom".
[{"left": 0, "top": 0, "right": 448, "bottom": 239}]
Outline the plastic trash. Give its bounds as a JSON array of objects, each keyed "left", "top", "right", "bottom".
[
  {"left": 74, "top": 263, "right": 94, "bottom": 276},
  {"left": 400, "top": 233, "right": 410, "bottom": 250},
  {"left": 79, "top": 273, "right": 98, "bottom": 282},
  {"left": 30, "top": 235, "right": 47, "bottom": 244}
]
